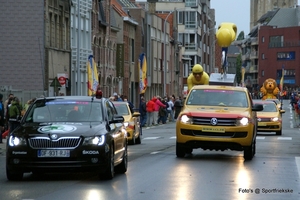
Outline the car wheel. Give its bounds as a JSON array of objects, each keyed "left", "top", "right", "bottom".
[
  {"left": 129, "top": 129, "right": 136, "bottom": 145},
  {"left": 6, "top": 167, "right": 23, "bottom": 181},
  {"left": 244, "top": 141, "right": 255, "bottom": 160},
  {"left": 276, "top": 129, "right": 282, "bottom": 135},
  {"left": 100, "top": 145, "right": 115, "bottom": 180},
  {"left": 115, "top": 144, "right": 128, "bottom": 173},
  {"left": 176, "top": 143, "right": 186, "bottom": 158}
]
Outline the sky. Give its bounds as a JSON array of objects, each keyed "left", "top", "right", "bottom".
[
  {"left": 211, "top": 0, "right": 300, "bottom": 35},
  {"left": 210, "top": 0, "right": 251, "bottom": 35}
]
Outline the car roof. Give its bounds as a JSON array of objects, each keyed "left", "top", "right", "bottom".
[
  {"left": 191, "top": 85, "right": 248, "bottom": 92},
  {"left": 253, "top": 100, "right": 276, "bottom": 105},
  {"left": 36, "top": 96, "right": 107, "bottom": 102}
]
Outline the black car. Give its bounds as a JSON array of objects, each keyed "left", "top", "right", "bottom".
[{"left": 6, "top": 96, "right": 127, "bottom": 180}]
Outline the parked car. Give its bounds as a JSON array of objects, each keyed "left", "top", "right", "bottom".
[
  {"left": 176, "top": 85, "right": 263, "bottom": 160},
  {"left": 6, "top": 96, "right": 127, "bottom": 181},
  {"left": 253, "top": 100, "right": 285, "bottom": 135},
  {"left": 113, "top": 101, "right": 141, "bottom": 145}
]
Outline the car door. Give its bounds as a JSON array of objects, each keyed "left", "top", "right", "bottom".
[{"left": 106, "top": 100, "right": 124, "bottom": 161}]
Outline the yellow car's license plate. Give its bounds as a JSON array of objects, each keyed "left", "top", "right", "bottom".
[
  {"left": 202, "top": 127, "right": 225, "bottom": 133},
  {"left": 258, "top": 122, "right": 267, "bottom": 126}
]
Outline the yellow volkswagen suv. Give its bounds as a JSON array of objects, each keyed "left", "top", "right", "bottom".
[{"left": 176, "top": 85, "right": 263, "bottom": 160}]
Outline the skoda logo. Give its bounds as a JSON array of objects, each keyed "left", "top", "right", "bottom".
[
  {"left": 38, "top": 125, "right": 77, "bottom": 134},
  {"left": 50, "top": 134, "right": 58, "bottom": 140},
  {"left": 210, "top": 118, "right": 218, "bottom": 126}
]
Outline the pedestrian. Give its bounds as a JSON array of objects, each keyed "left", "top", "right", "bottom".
[
  {"left": 167, "top": 97, "right": 175, "bottom": 122},
  {"left": 155, "top": 96, "right": 166, "bottom": 125},
  {"left": 146, "top": 97, "right": 155, "bottom": 127},
  {"left": 174, "top": 96, "right": 182, "bottom": 119},
  {"left": 113, "top": 92, "right": 123, "bottom": 101},
  {"left": 157, "top": 98, "right": 168, "bottom": 124},
  {"left": 8, "top": 97, "right": 22, "bottom": 133},
  {"left": 139, "top": 96, "right": 147, "bottom": 127},
  {"left": 0, "top": 93, "right": 4, "bottom": 143}
]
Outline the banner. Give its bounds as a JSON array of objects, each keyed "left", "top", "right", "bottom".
[
  {"left": 87, "top": 55, "right": 99, "bottom": 96},
  {"left": 139, "top": 53, "right": 147, "bottom": 94}
]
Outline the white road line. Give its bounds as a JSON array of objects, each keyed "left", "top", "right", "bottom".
[
  {"left": 277, "top": 137, "right": 292, "bottom": 140},
  {"left": 150, "top": 151, "right": 161, "bottom": 154},
  {"left": 256, "top": 136, "right": 265, "bottom": 139},
  {"left": 170, "top": 136, "right": 176, "bottom": 139},
  {"left": 295, "top": 157, "right": 300, "bottom": 179},
  {"left": 143, "top": 137, "right": 160, "bottom": 140}
]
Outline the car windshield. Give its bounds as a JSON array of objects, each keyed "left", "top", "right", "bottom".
[
  {"left": 24, "top": 100, "right": 103, "bottom": 122},
  {"left": 114, "top": 104, "right": 130, "bottom": 115},
  {"left": 261, "top": 103, "right": 277, "bottom": 112},
  {"left": 186, "top": 89, "right": 248, "bottom": 107}
]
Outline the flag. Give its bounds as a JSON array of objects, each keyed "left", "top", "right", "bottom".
[
  {"left": 87, "top": 55, "right": 99, "bottom": 96},
  {"left": 279, "top": 65, "right": 284, "bottom": 92},
  {"left": 139, "top": 53, "right": 147, "bottom": 94},
  {"left": 241, "top": 67, "right": 245, "bottom": 87}
]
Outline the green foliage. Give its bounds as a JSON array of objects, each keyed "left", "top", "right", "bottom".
[
  {"left": 236, "top": 31, "right": 245, "bottom": 41},
  {"left": 236, "top": 54, "right": 242, "bottom": 84}
]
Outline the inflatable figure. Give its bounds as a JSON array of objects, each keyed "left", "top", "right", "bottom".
[
  {"left": 260, "top": 78, "right": 280, "bottom": 100},
  {"left": 216, "top": 23, "right": 237, "bottom": 75}
]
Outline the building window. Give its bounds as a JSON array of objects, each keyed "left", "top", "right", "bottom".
[
  {"left": 269, "top": 35, "right": 283, "bottom": 48},
  {"left": 262, "top": 36, "right": 264, "bottom": 43},
  {"left": 178, "top": 11, "right": 183, "bottom": 24},
  {"left": 261, "top": 70, "right": 264, "bottom": 77},
  {"left": 262, "top": 53, "right": 265, "bottom": 59}
]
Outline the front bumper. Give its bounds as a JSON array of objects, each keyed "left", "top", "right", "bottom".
[{"left": 257, "top": 121, "right": 282, "bottom": 132}]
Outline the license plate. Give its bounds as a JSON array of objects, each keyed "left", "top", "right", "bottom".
[
  {"left": 38, "top": 150, "right": 70, "bottom": 157},
  {"left": 258, "top": 122, "right": 267, "bottom": 126},
  {"left": 202, "top": 127, "right": 225, "bottom": 133}
]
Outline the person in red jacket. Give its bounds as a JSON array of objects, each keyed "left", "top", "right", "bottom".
[
  {"left": 153, "top": 96, "right": 166, "bottom": 125},
  {"left": 146, "top": 97, "right": 155, "bottom": 127}
]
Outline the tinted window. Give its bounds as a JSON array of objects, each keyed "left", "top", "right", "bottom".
[{"left": 114, "top": 104, "right": 130, "bottom": 115}]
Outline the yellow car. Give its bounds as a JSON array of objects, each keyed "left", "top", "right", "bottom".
[
  {"left": 113, "top": 101, "right": 142, "bottom": 145},
  {"left": 176, "top": 85, "right": 263, "bottom": 160},
  {"left": 253, "top": 100, "right": 285, "bottom": 135},
  {"left": 265, "top": 98, "right": 283, "bottom": 110}
]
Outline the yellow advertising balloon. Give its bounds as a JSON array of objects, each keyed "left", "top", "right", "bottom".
[{"left": 216, "top": 22, "right": 237, "bottom": 47}]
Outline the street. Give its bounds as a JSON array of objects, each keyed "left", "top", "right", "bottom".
[{"left": 0, "top": 99, "right": 300, "bottom": 200}]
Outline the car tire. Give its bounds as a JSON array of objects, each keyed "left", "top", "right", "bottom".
[
  {"left": 176, "top": 143, "right": 186, "bottom": 158},
  {"left": 276, "top": 129, "right": 282, "bottom": 135},
  {"left": 115, "top": 144, "right": 128, "bottom": 173},
  {"left": 6, "top": 167, "right": 23, "bottom": 181},
  {"left": 244, "top": 141, "right": 255, "bottom": 160},
  {"left": 100, "top": 145, "right": 115, "bottom": 180}
]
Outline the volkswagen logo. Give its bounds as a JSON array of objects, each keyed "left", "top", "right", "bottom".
[
  {"left": 50, "top": 134, "right": 58, "bottom": 140},
  {"left": 257, "top": 118, "right": 261, "bottom": 122},
  {"left": 210, "top": 118, "right": 218, "bottom": 126}
]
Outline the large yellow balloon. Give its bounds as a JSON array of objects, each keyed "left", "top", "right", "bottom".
[{"left": 216, "top": 22, "right": 237, "bottom": 47}]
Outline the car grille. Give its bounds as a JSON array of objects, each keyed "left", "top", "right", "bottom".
[
  {"left": 28, "top": 137, "right": 82, "bottom": 149},
  {"left": 181, "top": 129, "right": 247, "bottom": 138},
  {"left": 193, "top": 117, "right": 237, "bottom": 126}
]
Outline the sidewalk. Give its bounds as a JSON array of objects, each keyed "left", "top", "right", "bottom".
[{"left": 0, "top": 139, "right": 7, "bottom": 155}]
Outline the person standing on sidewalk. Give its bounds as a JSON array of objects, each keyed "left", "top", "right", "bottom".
[
  {"left": 146, "top": 97, "right": 155, "bottom": 127},
  {"left": 0, "top": 94, "right": 4, "bottom": 143},
  {"left": 167, "top": 97, "right": 174, "bottom": 122},
  {"left": 139, "top": 96, "right": 147, "bottom": 127}
]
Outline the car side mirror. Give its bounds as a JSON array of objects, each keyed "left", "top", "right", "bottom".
[
  {"left": 109, "top": 115, "right": 124, "bottom": 124},
  {"left": 133, "top": 112, "right": 140, "bottom": 117}
]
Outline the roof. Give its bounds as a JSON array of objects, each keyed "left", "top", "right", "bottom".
[
  {"left": 268, "top": 7, "right": 300, "bottom": 28},
  {"left": 191, "top": 84, "right": 247, "bottom": 92}
]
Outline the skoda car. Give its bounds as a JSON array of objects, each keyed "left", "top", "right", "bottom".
[
  {"left": 253, "top": 100, "right": 285, "bottom": 135},
  {"left": 113, "top": 101, "right": 141, "bottom": 145},
  {"left": 176, "top": 85, "right": 263, "bottom": 160},
  {"left": 6, "top": 96, "right": 127, "bottom": 181}
]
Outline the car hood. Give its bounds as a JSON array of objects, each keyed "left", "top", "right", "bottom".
[
  {"left": 182, "top": 106, "right": 252, "bottom": 118},
  {"left": 257, "top": 112, "right": 279, "bottom": 118},
  {"left": 12, "top": 122, "right": 107, "bottom": 137}
]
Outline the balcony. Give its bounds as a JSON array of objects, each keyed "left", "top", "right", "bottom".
[
  {"left": 250, "top": 51, "right": 258, "bottom": 59},
  {"left": 245, "top": 65, "right": 258, "bottom": 73},
  {"left": 242, "top": 52, "right": 250, "bottom": 60},
  {"left": 250, "top": 37, "right": 258, "bottom": 45},
  {"left": 184, "top": 43, "right": 197, "bottom": 50},
  {"left": 185, "top": 21, "right": 197, "bottom": 29}
]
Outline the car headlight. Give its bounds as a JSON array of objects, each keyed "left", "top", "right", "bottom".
[
  {"left": 83, "top": 135, "right": 105, "bottom": 146},
  {"left": 123, "top": 122, "right": 129, "bottom": 128},
  {"left": 236, "top": 117, "right": 249, "bottom": 126},
  {"left": 271, "top": 117, "right": 279, "bottom": 122},
  {"left": 180, "top": 114, "right": 193, "bottom": 124},
  {"left": 8, "top": 136, "right": 27, "bottom": 147}
]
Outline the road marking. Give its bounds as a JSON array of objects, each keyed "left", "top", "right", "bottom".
[
  {"left": 277, "top": 137, "right": 292, "bottom": 140},
  {"left": 150, "top": 151, "right": 161, "bottom": 154},
  {"left": 295, "top": 157, "right": 300, "bottom": 179},
  {"left": 256, "top": 136, "right": 265, "bottom": 139},
  {"left": 170, "top": 136, "right": 176, "bottom": 139},
  {"left": 143, "top": 137, "right": 160, "bottom": 140}
]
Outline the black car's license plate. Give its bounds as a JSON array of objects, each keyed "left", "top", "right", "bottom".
[{"left": 38, "top": 150, "right": 70, "bottom": 157}]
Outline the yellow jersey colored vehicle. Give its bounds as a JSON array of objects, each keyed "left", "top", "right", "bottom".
[
  {"left": 176, "top": 85, "right": 263, "bottom": 160},
  {"left": 253, "top": 100, "right": 285, "bottom": 135},
  {"left": 113, "top": 101, "right": 142, "bottom": 145},
  {"left": 265, "top": 98, "right": 283, "bottom": 110}
]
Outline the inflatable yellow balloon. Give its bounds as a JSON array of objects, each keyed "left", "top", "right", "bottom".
[{"left": 216, "top": 22, "right": 237, "bottom": 47}]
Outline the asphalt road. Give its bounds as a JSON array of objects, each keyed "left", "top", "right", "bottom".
[{"left": 0, "top": 100, "right": 300, "bottom": 200}]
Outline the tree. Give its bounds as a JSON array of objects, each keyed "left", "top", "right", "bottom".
[
  {"left": 236, "top": 31, "right": 245, "bottom": 41},
  {"left": 236, "top": 54, "right": 242, "bottom": 84}
]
